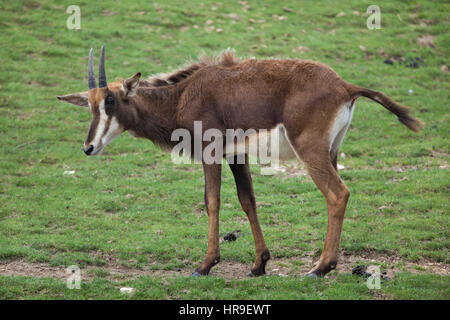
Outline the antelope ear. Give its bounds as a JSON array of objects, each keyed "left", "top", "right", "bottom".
[
  {"left": 122, "top": 72, "right": 141, "bottom": 97},
  {"left": 56, "top": 92, "right": 89, "bottom": 107}
]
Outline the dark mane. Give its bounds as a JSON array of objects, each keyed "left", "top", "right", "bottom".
[
  {"left": 148, "top": 63, "right": 205, "bottom": 87},
  {"left": 146, "top": 50, "right": 240, "bottom": 87}
]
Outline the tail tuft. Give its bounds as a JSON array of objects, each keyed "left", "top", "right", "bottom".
[{"left": 397, "top": 113, "right": 424, "bottom": 133}]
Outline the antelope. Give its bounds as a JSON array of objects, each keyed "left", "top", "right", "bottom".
[{"left": 57, "top": 46, "right": 423, "bottom": 278}]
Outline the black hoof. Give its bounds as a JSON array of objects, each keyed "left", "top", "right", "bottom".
[
  {"left": 248, "top": 270, "right": 266, "bottom": 277},
  {"left": 248, "top": 249, "right": 270, "bottom": 277},
  {"left": 190, "top": 271, "right": 203, "bottom": 277}
]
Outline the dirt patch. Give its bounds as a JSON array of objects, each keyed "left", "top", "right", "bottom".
[
  {"left": 271, "top": 251, "right": 449, "bottom": 278},
  {"left": 258, "top": 161, "right": 309, "bottom": 179},
  {"left": 0, "top": 258, "right": 268, "bottom": 281},
  {"left": 260, "top": 161, "right": 450, "bottom": 180},
  {"left": 0, "top": 260, "right": 69, "bottom": 280},
  {"left": 417, "top": 35, "right": 436, "bottom": 48},
  {"left": 0, "top": 259, "right": 192, "bottom": 282},
  {"left": 338, "top": 252, "right": 450, "bottom": 277},
  {"left": 211, "top": 261, "right": 253, "bottom": 279},
  {"left": 214, "top": 251, "right": 450, "bottom": 279},
  {"left": 340, "top": 163, "right": 449, "bottom": 173},
  {"left": 1, "top": 251, "right": 448, "bottom": 282}
]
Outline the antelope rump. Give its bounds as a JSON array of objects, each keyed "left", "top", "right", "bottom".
[{"left": 57, "top": 46, "right": 423, "bottom": 278}]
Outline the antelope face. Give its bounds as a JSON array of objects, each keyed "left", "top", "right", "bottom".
[
  {"left": 57, "top": 46, "right": 141, "bottom": 156},
  {"left": 82, "top": 87, "right": 123, "bottom": 155}
]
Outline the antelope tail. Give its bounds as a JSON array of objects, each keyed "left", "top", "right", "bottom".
[{"left": 348, "top": 84, "right": 424, "bottom": 132}]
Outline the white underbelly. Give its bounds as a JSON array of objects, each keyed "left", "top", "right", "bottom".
[{"left": 224, "top": 124, "right": 297, "bottom": 161}]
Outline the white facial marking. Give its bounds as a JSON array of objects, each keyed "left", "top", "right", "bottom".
[
  {"left": 101, "top": 116, "right": 122, "bottom": 147},
  {"left": 89, "top": 99, "right": 123, "bottom": 155},
  {"left": 91, "top": 100, "right": 107, "bottom": 152}
]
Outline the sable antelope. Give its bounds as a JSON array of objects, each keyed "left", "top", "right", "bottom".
[{"left": 57, "top": 46, "right": 423, "bottom": 277}]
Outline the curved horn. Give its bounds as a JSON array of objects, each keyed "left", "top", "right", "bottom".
[
  {"left": 88, "top": 48, "right": 96, "bottom": 89},
  {"left": 98, "top": 45, "right": 107, "bottom": 88}
]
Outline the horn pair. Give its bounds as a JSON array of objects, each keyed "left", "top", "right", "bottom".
[{"left": 88, "top": 45, "right": 107, "bottom": 89}]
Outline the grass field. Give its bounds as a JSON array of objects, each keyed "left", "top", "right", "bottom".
[{"left": 0, "top": 0, "right": 449, "bottom": 300}]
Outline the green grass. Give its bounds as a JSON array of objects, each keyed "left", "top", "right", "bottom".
[
  {"left": 0, "top": 0, "right": 448, "bottom": 299},
  {"left": 0, "top": 273, "right": 448, "bottom": 300}
]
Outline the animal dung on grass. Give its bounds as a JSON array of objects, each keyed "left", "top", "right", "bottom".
[
  {"left": 352, "top": 265, "right": 390, "bottom": 281},
  {"left": 224, "top": 230, "right": 241, "bottom": 242}
]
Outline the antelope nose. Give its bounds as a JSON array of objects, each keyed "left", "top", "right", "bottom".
[{"left": 83, "top": 145, "right": 94, "bottom": 155}]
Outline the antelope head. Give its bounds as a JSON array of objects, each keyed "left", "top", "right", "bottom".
[{"left": 57, "top": 46, "right": 141, "bottom": 155}]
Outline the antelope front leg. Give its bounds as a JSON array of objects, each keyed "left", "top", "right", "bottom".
[
  {"left": 191, "top": 162, "right": 222, "bottom": 276},
  {"left": 228, "top": 155, "right": 270, "bottom": 277}
]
